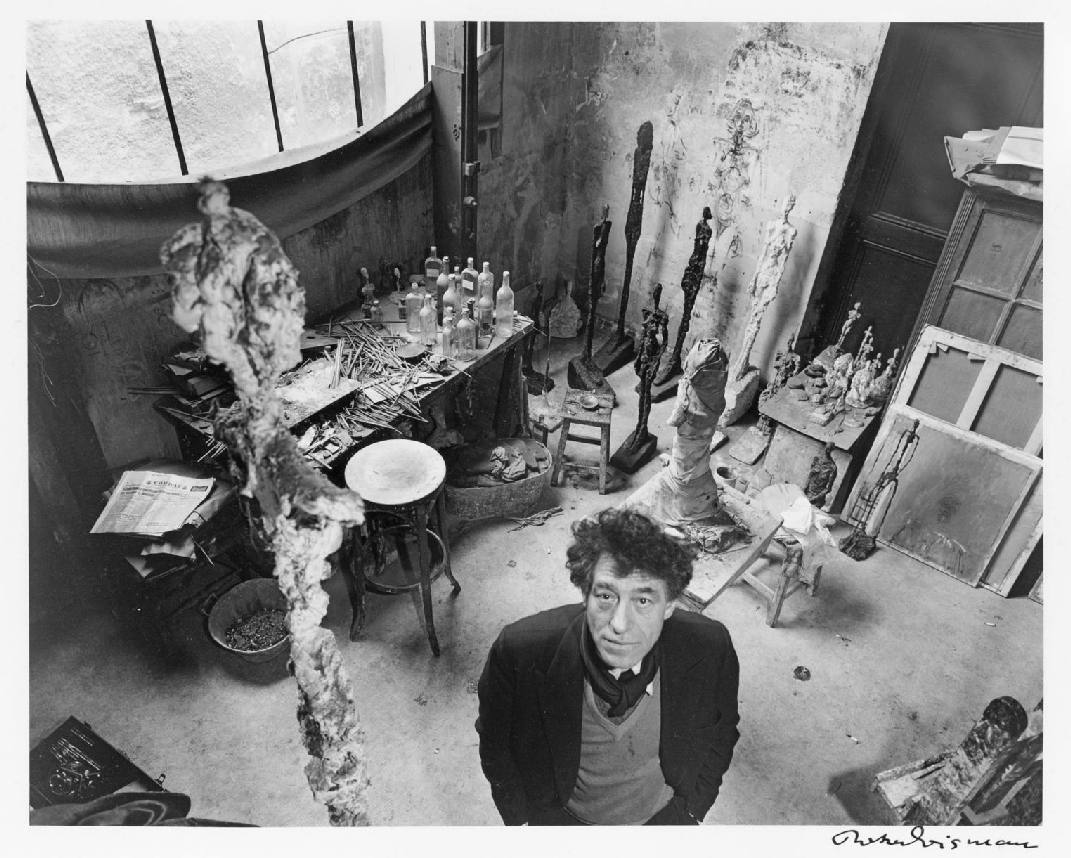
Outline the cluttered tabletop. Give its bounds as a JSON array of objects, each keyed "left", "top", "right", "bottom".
[{"left": 152, "top": 288, "right": 534, "bottom": 472}]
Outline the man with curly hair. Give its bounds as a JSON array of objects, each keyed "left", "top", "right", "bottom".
[{"left": 476, "top": 507, "right": 740, "bottom": 825}]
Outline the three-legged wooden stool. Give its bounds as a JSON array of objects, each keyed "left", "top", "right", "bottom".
[
  {"left": 343, "top": 439, "right": 461, "bottom": 656},
  {"left": 550, "top": 389, "right": 614, "bottom": 494}
]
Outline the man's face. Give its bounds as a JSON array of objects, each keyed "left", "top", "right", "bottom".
[{"left": 585, "top": 554, "right": 675, "bottom": 670}]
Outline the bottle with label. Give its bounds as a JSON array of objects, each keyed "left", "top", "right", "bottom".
[
  {"left": 495, "top": 270, "right": 515, "bottom": 338},
  {"left": 462, "top": 257, "right": 479, "bottom": 300},
  {"left": 419, "top": 294, "right": 438, "bottom": 347},
  {"left": 441, "top": 309, "right": 458, "bottom": 359},
  {"left": 442, "top": 271, "right": 462, "bottom": 323},
  {"left": 457, "top": 307, "right": 477, "bottom": 361},
  {"left": 405, "top": 281, "right": 423, "bottom": 335},
  {"left": 477, "top": 263, "right": 495, "bottom": 336},
  {"left": 436, "top": 257, "right": 451, "bottom": 324},
  {"left": 424, "top": 246, "right": 442, "bottom": 294}
]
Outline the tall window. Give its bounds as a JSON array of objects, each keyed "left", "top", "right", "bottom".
[{"left": 26, "top": 20, "right": 433, "bottom": 183}]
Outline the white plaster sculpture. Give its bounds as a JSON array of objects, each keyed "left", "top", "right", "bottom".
[
  {"left": 720, "top": 195, "right": 798, "bottom": 426},
  {"left": 548, "top": 279, "right": 583, "bottom": 339},
  {"left": 625, "top": 338, "right": 729, "bottom": 527}
]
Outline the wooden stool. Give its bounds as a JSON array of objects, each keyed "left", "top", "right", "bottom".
[
  {"left": 550, "top": 389, "right": 613, "bottom": 494},
  {"left": 740, "top": 536, "right": 823, "bottom": 628},
  {"left": 342, "top": 439, "right": 461, "bottom": 656}
]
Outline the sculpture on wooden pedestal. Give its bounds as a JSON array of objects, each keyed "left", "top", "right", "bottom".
[
  {"left": 610, "top": 284, "right": 669, "bottom": 474},
  {"left": 595, "top": 120, "right": 654, "bottom": 375},
  {"left": 625, "top": 338, "right": 729, "bottom": 527},
  {"left": 568, "top": 205, "right": 616, "bottom": 401},
  {"left": 651, "top": 207, "right": 713, "bottom": 395},
  {"left": 162, "top": 180, "right": 369, "bottom": 825},
  {"left": 721, "top": 195, "right": 798, "bottom": 426}
]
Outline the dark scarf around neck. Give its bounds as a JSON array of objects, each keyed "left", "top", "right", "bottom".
[{"left": 579, "top": 623, "right": 661, "bottom": 718}]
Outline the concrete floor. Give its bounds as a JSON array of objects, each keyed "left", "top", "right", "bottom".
[{"left": 28, "top": 333, "right": 1043, "bottom": 827}]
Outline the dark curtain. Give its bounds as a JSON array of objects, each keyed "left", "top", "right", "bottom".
[{"left": 27, "top": 83, "right": 433, "bottom": 280}]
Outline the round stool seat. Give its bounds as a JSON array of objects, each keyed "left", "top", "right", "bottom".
[{"left": 345, "top": 439, "right": 446, "bottom": 507}]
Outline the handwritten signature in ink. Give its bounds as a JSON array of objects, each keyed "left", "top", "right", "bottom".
[{"left": 831, "top": 826, "right": 1037, "bottom": 849}]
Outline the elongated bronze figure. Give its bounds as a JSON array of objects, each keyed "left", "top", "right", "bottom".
[
  {"left": 595, "top": 120, "right": 654, "bottom": 375},
  {"left": 653, "top": 207, "right": 713, "bottom": 389},
  {"left": 568, "top": 205, "right": 615, "bottom": 401}
]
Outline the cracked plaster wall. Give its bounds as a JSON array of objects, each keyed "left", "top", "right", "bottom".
[{"left": 479, "top": 22, "right": 887, "bottom": 378}]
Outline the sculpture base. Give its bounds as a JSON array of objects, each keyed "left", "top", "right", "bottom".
[
  {"left": 567, "top": 356, "right": 616, "bottom": 403},
  {"left": 719, "top": 368, "right": 761, "bottom": 426},
  {"left": 524, "top": 370, "right": 555, "bottom": 396},
  {"left": 728, "top": 425, "right": 771, "bottom": 465},
  {"left": 839, "top": 529, "right": 877, "bottom": 561},
  {"left": 610, "top": 430, "right": 658, "bottom": 475},
  {"left": 593, "top": 332, "right": 636, "bottom": 376}
]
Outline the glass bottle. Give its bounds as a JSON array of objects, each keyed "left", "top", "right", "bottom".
[
  {"left": 436, "top": 257, "right": 450, "bottom": 325},
  {"left": 477, "top": 264, "right": 495, "bottom": 337},
  {"left": 405, "top": 281, "right": 422, "bottom": 334},
  {"left": 457, "top": 308, "right": 477, "bottom": 361},
  {"left": 419, "top": 294, "right": 438, "bottom": 347},
  {"left": 424, "top": 246, "right": 442, "bottom": 294},
  {"left": 443, "top": 268, "right": 462, "bottom": 320},
  {"left": 462, "top": 257, "right": 479, "bottom": 300},
  {"left": 370, "top": 299, "right": 383, "bottom": 325},
  {"left": 441, "top": 309, "right": 458, "bottom": 359},
  {"left": 495, "top": 270, "right": 515, "bottom": 338}
]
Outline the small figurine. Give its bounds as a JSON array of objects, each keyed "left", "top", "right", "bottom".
[
  {"left": 804, "top": 442, "right": 838, "bottom": 508},
  {"left": 855, "top": 325, "right": 874, "bottom": 367},
  {"left": 868, "top": 347, "right": 900, "bottom": 404},
  {"left": 846, "top": 358, "right": 875, "bottom": 409},
  {"left": 835, "top": 302, "right": 862, "bottom": 353}
]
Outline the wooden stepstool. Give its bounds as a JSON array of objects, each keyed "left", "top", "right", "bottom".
[{"left": 550, "top": 389, "right": 614, "bottom": 494}]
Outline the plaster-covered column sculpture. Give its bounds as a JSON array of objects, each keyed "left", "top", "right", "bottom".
[
  {"left": 161, "top": 180, "right": 369, "bottom": 826},
  {"left": 610, "top": 284, "right": 669, "bottom": 474},
  {"left": 595, "top": 120, "right": 654, "bottom": 375},
  {"left": 651, "top": 207, "right": 713, "bottom": 399},
  {"left": 625, "top": 338, "right": 729, "bottom": 527},
  {"left": 720, "top": 194, "right": 798, "bottom": 426},
  {"left": 568, "top": 205, "right": 616, "bottom": 401}
]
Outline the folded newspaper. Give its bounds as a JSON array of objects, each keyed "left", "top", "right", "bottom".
[{"left": 91, "top": 470, "right": 215, "bottom": 537}]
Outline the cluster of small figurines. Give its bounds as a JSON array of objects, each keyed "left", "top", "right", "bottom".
[{"left": 782, "top": 303, "right": 900, "bottom": 429}]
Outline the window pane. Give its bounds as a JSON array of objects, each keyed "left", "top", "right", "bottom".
[
  {"left": 971, "top": 365, "right": 1042, "bottom": 449},
  {"left": 381, "top": 20, "right": 428, "bottom": 119},
  {"left": 260, "top": 21, "right": 358, "bottom": 149},
  {"left": 907, "top": 345, "right": 981, "bottom": 424},
  {"left": 26, "top": 91, "right": 57, "bottom": 181},
  {"left": 26, "top": 20, "right": 180, "bottom": 182},
  {"left": 997, "top": 304, "right": 1042, "bottom": 361},
  {"left": 1020, "top": 252, "right": 1042, "bottom": 304},
  {"left": 152, "top": 21, "right": 281, "bottom": 176},
  {"left": 939, "top": 286, "right": 1004, "bottom": 343},
  {"left": 956, "top": 211, "right": 1040, "bottom": 295}
]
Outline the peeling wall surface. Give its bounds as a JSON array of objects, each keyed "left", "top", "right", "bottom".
[
  {"left": 479, "top": 22, "right": 887, "bottom": 378},
  {"left": 57, "top": 157, "right": 434, "bottom": 470}
]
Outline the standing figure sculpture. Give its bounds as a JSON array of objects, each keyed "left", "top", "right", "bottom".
[
  {"left": 626, "top": 339, "right": 730, "bottom": 527},
  {"left": 522, "top": 281, "right": 554, "bottom": 395},
  {"left": 611, "top": 284, "right": 669, "bottom": 474},
  {"left": 568, "top": 205, "right": 616, "bottom": 401},
  {"left": 652, "top": 207, "right": 713, "bottom": 392},
  {"left": 596, "top": 120, "right": 655, "bottom": 375},
  {"left": 720, "top": 195, "right": 798, "bottom": 426}
]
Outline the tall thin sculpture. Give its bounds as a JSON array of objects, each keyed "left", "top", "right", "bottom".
[
  {"left": 651, "top": 206, "right": 713, "bottom": 400},
  {"left": 161, "top": 181, "right": 369, "bottom": 826},
  {"left": 720, "top": 194, "right": 798, "bottom": 426},
  {"left": 595, "top": 120, "right": 654, "bottom": 375},
  {"left": 568, "top": 205, "right": 616, "bottom": 401},
  {"left": 610, "top": 284, "right": 669, "bottom": 474}
]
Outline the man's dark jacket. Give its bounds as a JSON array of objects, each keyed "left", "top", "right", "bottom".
[{"left": 476, "top": 603, "right": 740, "bottom": 825}]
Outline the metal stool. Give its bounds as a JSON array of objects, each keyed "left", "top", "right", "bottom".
[
  {"left": 342, "top": 439, "right": 460, "bottom": 656},
  {"left": 550, "top": 389, "right": 613, "bottom": 494}
]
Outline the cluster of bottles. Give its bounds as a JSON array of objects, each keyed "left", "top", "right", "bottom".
[{"left": 403, "top": 246, "right": 516, "bottom": 359}]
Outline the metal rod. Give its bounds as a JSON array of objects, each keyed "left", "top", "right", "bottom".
[
  {"left": 258, "top": 21, "right": 285, "bottom": 152},
  {"left": 26, "top": 73, "right": 63, "bottom": 182},
  {"left": 146, "top": 20, "right": 187, "bottom": 176},
  {"left": 420, "top": 22, "right": 429, "bottom": 85},
  {"left": 346, "top": 21, "right": 364, "bottom": 127}
]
